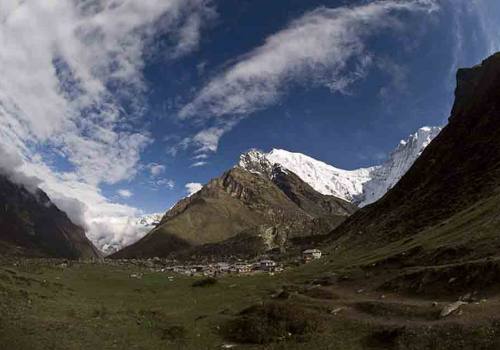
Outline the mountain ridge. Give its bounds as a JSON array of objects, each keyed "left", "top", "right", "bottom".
[
  {"left": 0, "top": 174, "right": 101, "bottom": 259},
  {"left": 239, "top": 125, "right": 441, "bottom": 207}
]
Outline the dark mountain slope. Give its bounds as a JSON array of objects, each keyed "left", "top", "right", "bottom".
[
  {"left": 271, "top": 165, "right": 356, "bottom": 219},
  {"left": 113, "top": 165, "right": 355, "bottom": 259},
  {"left": 326, "top": 52, "right": 500, "bottom": 266},
  {"left": 0, "top": 174, "right": 100, "bottom": 259}
]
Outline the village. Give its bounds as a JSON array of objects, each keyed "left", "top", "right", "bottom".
[{"left": 108, "top": 248, "right": 324, "bottom": 278}]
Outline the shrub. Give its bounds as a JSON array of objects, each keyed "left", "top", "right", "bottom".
[
  {"left": 161, "top": 325, "right": 187, "bottom": 342},
  {"left": 222, "top": 302, "right": 325, "bottom": 344},
  {"left": 191, "top": 277, "right": 217, "bottom": 287},
  {"left": 302, "top": 286, "right": 339, "bottom": 300}
]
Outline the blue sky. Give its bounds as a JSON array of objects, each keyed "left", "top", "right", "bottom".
[
  {"left": 1, "top": 0, "right": 500, "bottom": 249},
  {"left": 119, "top": 0, "right": 498, "bottom": 213}
]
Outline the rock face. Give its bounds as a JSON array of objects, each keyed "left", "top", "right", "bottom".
[
  {"left": 328, "top": 52, "right": 500, "bottom": 264},
  {"left": 112, "top": 161, "right": 355, "bottom": 259},
  {"left": 241, "top": 127, "right": 441, "bottom": 208},
  {"left": 0, "top": 174, "right": 100, "bottom": 259}
]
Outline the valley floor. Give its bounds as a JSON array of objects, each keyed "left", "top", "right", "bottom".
[{"left": 2, "top": 258, "right": 500, "bottom": 349}]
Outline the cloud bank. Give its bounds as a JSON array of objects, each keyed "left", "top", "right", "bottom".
[{"left": 0, "top": 0, "right": 214, "bottom": 251}]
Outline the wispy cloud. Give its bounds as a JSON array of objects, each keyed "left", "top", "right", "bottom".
[
  {"left": 177, "top": 0, "right": 439, "bottom": 153},
  {"left": 470, "top": 0, "right": 500, "bottom": 54},
  {"left": 117, "top": 189, "right": 133, "bottom": 198},
  {"left": 148, "top": 163, "right": 166, "bottom": 177},
  {"left": 156, "top": 178, "right": 175, "bottom": 189},
  {"left": 190, "top": 161, "right": 208, "bottom": 167}
]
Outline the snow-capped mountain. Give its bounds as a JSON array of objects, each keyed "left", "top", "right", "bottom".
[
  {"left": 136, "top": 213, "right": 163, "bottom": 227},
  {"left": 100, "top": 213, "right": 163, "bottom": 255},
  {"left": 240, "top": 149, "right": 374, "bottom": 202},
  {"left": 358, "top": 126, "right": 442, "bottom": 206},
  {"left": 239, "top": 126, "right": 442, "bottom": 207}
]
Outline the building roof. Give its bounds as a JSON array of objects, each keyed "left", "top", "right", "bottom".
[{"left": 303, "top": 249, "right": 322, "bottom": 254}]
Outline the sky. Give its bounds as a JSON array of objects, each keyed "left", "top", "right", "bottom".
[{"left": 1, "top": 0, "right": 500, "bottom": 252}]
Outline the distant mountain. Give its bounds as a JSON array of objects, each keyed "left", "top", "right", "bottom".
[
  {"left": 136, "top": 213, "right": 163, "bottom": 228},
  {"left": 112, "top": 159, "right": 355, "bottom": 259},
  {"left": 0, "top": 174, "right": 100, "bottom": 259},
  {"left": 245, "top": 126, "right": 441, "bottom": 207},
  {"left": 100, "top": 213, "right": 164, "bottom": 255},
  {"left": 326, "top": 52, "right": 500, "bottom": 266}
]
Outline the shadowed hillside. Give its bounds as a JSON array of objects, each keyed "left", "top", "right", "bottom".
[
  {"left": 324, "top": 52, "right": 500, "bottom": 268},
  {"left": 0, "top": 174, "right": 100, "bottom": 259}
]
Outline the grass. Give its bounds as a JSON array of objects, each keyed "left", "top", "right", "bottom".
[
  {"left": 0, "top": 261, "right": 282, "bottom": 349},
  {"left": 0, "top": 259, "right": 379, "bottom": 350},
  {"left": 3, "top": 190, "right": 500, "bottom": 350}
]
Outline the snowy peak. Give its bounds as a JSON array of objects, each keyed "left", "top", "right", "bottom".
[
  {"left": 266, "top": 149, "right": 373, "bottom": 202},
  {"left": 239, "top": 148, "right": 373, "bottom": 202},
  {"left": 238, "top": 125, "right": 442, "bottom": 207},
  {"left": 357, "top": 126, "right": 442, "bottom": 207},
  {"left": 238, "top": 149, "right": 274, "bottom": 176},
  {"left": 136, "top": 213, "right": 163, "bottom": 228}
]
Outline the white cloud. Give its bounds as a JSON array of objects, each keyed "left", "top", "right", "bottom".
[
  {"left": 0, "top": 0, "right": 214, "bottom": 251},
  {"left": 185, "top": 182, "right": 203, "bottom": 196},
  {"left": 117, "top": 189, "right": 133, "bottom": 198},
  {"left": 156, "top": 178, "right": 175, "bottom": 189},
  {"left": 193, "top": 153, "right": 209, "bottom": 160},
  {"left": 148, "top": 163, "right": 166, "bottom": 177},
  {"left": 176, "top": 120, "right": 238, "bottom": 155},
  {"left": 191, "top": 161, "right": 208, "bottom": 167},
  {"left": 178, "top": 0, "right": 439, "bottom": 152}
]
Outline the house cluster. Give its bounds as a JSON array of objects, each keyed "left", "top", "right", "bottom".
[
  {"left": 166, "top": 258, "right": 283, "bottom": 276},
  {"left": 106, "top": 248, "right": 323, "bottom": 277}
]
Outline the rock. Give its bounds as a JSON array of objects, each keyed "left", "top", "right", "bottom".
[
  {"left": 330, "top": 307, "right": 344, "bottom": 315},
  {"left": 221, "top": 344, "right": 236, "bottom": 349},
  {"left": 432, "top": 301, "right": 438, "bottom": 307},
  {"left": 271, "top": 289, "right": 290, "bottom": 299},
  {"left": 460, "top": 292, "right": 476, "bottom": 302},
  {"left": 440, "top": 301, "right": 467, "bottom": 318}
]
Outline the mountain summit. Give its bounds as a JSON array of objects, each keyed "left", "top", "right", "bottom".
[{"left": 239, "top": 126, "right": 441, "bottom": 207}]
